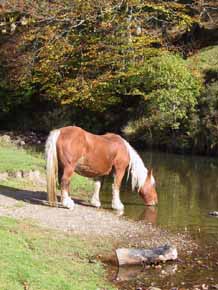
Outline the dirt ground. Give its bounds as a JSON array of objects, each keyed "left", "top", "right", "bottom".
[{"left": 0, "top": 182, "right": 195, "bottom": 253}]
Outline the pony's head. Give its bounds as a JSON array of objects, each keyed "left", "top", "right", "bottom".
[{"left": 139, "top": 169, "right": 158, "bottom": 206}]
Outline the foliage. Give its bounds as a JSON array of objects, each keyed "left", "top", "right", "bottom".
[
  {"left": 1, "top": 0, "right": 218, "bottom": 154},
  {"left": 195, "top": 81, "right": 218, "bottom": 153},
  {"left": 123, "top": 53, "right": 201, "bottom": 145},
  {"left": 0, "top": 0, "right": 197, "bottom": 114},
  {"left": 183, "top": 46, "right": 218, "bottom": 154}
]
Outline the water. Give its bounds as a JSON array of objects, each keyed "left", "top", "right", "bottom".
[{"left": 101, "top": 151, "right": 218, "bottom": 288}]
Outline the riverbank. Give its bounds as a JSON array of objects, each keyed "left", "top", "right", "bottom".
[
  {"left": 0, "top": 179, "right": 192, "bottom": 250},
  {"left": 0, "top": 136, "right": 198, "bottom": 289},
  {"left": 0, "top": 176, "right": 197, "bottom": 290}
]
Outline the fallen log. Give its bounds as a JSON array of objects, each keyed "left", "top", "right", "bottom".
[{"left": 116, "top": 244, "right": 178, "bottom": 266}]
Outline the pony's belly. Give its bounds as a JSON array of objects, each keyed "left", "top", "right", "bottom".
[
  {"left": 75, "top": 164, "right": 100, "bottom": 177},
  {"left": 75, "top": 157, "right": 110, "bottom": 177}
]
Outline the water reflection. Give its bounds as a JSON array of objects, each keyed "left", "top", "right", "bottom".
[
  {"left": 139, "top": 206, "right": 158, "bottom": 225},
  {"left": 116, "top": 263, "right": 178, "bottom": 282}
]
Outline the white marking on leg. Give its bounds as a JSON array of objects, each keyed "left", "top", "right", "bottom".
[
  {"left": 91, "top": 180, "right": 101, "bottom": 208},
  {"left": 112, "top": 184, "right": 124, "bottom": 210},
  {"left": 62, "top": 190, "right": 75, "bottom": 210}
]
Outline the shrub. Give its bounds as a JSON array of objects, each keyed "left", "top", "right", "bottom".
[
  {"left": 196, "top": 81, "right": 218, "bottom": 153},
  {"left": 123, "top": 52, "right": 201, "bottom": 147}
]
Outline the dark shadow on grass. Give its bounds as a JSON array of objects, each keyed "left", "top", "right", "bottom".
[{"left": 0, "top": 185, "right": 94, "bottom": 208}]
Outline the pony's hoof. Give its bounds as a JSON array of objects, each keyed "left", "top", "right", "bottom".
[
  {"left": 63, "top": 197, "right": 75, "bottom": 210},
  {"left": 91, "top": 198, "right": 101, "bottom": 208},
  {"left": 112, "top": 201, "right": 124, "bottom": 211}
]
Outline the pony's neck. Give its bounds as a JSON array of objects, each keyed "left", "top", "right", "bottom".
[{"left": 122, "top": 139, "right": 147, "bottom": 191}]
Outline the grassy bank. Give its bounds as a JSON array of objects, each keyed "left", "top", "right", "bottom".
[
  {"left": 0, "top": 141, "right": 94, "bottom": 195},
  {"left": 0, "top": 144, "right": 113, "bottom": 290},
  {"left": 0, "top": 143, "right": 45, "bottom": 173},
  {"left": 0, "top": 216, "right": 115, "bottom": 290}
]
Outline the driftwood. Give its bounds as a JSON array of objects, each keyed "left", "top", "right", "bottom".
[{"left": 116, "top": 244, "right": 178, "bottom": 266}]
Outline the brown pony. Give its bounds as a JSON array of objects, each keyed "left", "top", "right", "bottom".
[{"left": 45, "top": 126, "right": 158, "bottom": 210}]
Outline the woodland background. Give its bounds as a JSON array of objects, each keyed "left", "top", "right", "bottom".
[{"left": 0, "top": 0, "right": 218, "bottom": 154}]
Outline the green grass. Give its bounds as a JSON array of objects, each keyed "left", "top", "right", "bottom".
[
  {"left": 0, "top": 216, "right": 116, "bottom": 290},
  {"left": 70, "top": 174, "right": 93, "bottom": 192},
  {"left": 0, "top": 144, "right": 45, "bottom": 173},
  {"left": 0, "top": 178, "right": 39, "bottom": 189},
  {"left": 187, "top": 45, "right": 218, "bottom": 74},
  {"left": 70, "top": 174, "right": 94, "bottom": 199},
  {"left": 0, "top": 144, "right": 113, "bottom": 289},
  {"left": 0, "top": 143, "right": 94, "bottom": 194}
]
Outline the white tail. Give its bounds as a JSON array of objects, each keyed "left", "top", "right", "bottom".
[
  {"left": 122, "top": 139, "right": 148, "bottom": 191},
  {"left": 45, "top": 129, "right": 60, "bottom": 206}
]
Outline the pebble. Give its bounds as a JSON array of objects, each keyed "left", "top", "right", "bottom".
[
  {"left": 160, "top": 270, "right": 167, "bottom": 275},
  {"left": 208, "top": 211, "right": 218, "bottom": 216}
]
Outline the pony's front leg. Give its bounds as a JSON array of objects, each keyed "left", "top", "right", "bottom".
[
  {"left": 61, "top": 166, "right": 75, "bottom": 210},
  {"left": 112, "top": 170, "right": 125, "bottom": 211},
  {"left": 91, "top": 179, "right": 101, "bottom": 208},
  {"left": 112, "top": 184, "right": 124, "bottom": 210},
  {"left": 62, "top": 190, "right": 75, "bottom": 210}
]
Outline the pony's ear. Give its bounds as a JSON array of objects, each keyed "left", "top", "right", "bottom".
[{"left": 148, "top": 168, "right": 153, "bottom": 178}]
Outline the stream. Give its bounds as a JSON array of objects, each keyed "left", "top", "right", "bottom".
[{"left": 101, "top": 151, "right": 218, "bottom": 289}]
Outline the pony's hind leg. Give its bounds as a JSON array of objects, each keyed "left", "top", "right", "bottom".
[
  {"left": 91, "top": 178, "right": 102, "bottom": 208},
  {"left": 61, "top": 165, "right": 75, "bottom": 210}
]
